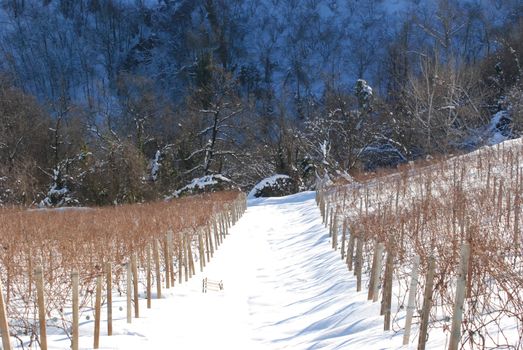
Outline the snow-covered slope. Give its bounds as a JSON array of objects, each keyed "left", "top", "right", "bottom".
[{"left": 39, "top": 191, "right": 451, "bottom": 349}]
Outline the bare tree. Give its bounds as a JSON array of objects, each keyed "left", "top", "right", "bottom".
[
  {"left": 181, "top": 66, "right": 245, "bottom": 179},
  {"left": 402, "top": 54, "right": 487, "bottom": 154}
]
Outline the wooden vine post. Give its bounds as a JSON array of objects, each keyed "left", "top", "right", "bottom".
[
  {"left": 178, "top": 234, "right": 184, "bottom": 284},
  {"left": 319, "top": 193, "right": 325, "bottom": 222},
  {"left": 346, "top": 227, "right": 355, "bottom": 271},
  {"left": 71, "top": 270, "right": 79, "bottom": 350},
  {"left": 317, "top": 180, "right": 322, "bottom": 206},
  {"left": 222, "top": 212, "right": 228, "bottom": 234},
  {"left": 146, "top": 245, "right": 152, "bottom": 309},
  {"left": 372, "top": 243, "right": 385, "bottom": 303},
  {"left": 0, "top": 275, "right": 11, "bottom": 350},
  {"left": 168, "top": 232, "right": 176, "bottom": 287},
  {"left": 418, "top": 257, "right": 436, "bottom": 350},
  {"left": 35, "top": 266, "right": 47, "bottom": 350},
  {"left": 332, "top": 210, "right": 338, "bottom": 250},
  {"left": 93, "top": 274, "right": 102, "bottom": 349},
  {"left": 368, "top": 242, "right": 384, "bottom": 302},
  {"left": 218, "top": 216, "right": 223, "bottom": 243},
  {"left": 106, "top": 263, "right": 113, "bottom": 336},
  {"left": 368, "top": 242, "right": 379, "bottom": 300},
  {"left": 153, "top": 240, "right": 162, "bottom": 298},
  {"left": 340, "top": 218, "right": 347, "bottom": 260},
  {"left": 126, "top": 262, "right": 132, "bottom": 324},
  {"left": 218, "top": 214, "right": 225, "bottom": 244},
  {"left": 328, "top": 210, "right": 334, "bottom": 236},
  {"left": 198, "top": 231, "right": 205, "bottom": 272},
  {"left": 325, "top": 202, "right": 330, "bottom": 228},
  {"left": 448, "top": 243, "right": 471, "bottom": 350},
  {"left": 212, "top": 216, "right": 220, "bottom": 250},
  {"left": 187, "top": 236, "right": 195, "bottom": 276},
  {"left": 131, "top": 254, "right": 140, "bottom": 318},
  {"left": 355, "top": 236, "right": 363, "bottom": 292},
  {"left": 207, "top": 224, "right": 214, "bottom": 258},
  {"left": 205, "top": 225, "right": 212, "bottom": 260},
  {"left": 163, "top": 235, "right": 171, "bottom": 289},
  {"left": 382, "top": 248, "right": 394, "bottom": 330},
  {"left": 183, "top": 233, "right": 189, "bottom": 282},
  {"left": 403, "top": 255, "right": 420, "bottom": 345}
]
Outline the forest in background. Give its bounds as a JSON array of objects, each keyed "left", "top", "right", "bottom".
[{"left": 0, "top": 0, "right": 522, "bottom": 206}]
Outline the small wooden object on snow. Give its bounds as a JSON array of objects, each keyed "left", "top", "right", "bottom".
[{"left": 202, "top": 278, "right": 224, "bottom": 293}]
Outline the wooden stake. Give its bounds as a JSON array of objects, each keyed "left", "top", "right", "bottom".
[
  {"left": 325, "top": 202, "right": 330, "bottom": 228},
  {"left": 418, "top": 257, "right": 436, "bottom": 350},
  {"left": 368, "top": 242, "right": 379, "bottom": 300},
  {"left": 168, "top": 232, "right": 176, "bottom": 288},
  {"left": 153, "top": 240, "right": 162, "bottom": 299},
  {"left": 146, "top": 246, "right": 152, "bottom": 309},
  {"left": 126, "top": 262, "right": 132, "bottom": 324},
  {"left": 381, "top": 248, "right": 393, "bottom": 315},
  {"left": 0, "top": 277, "right": 10, "bottom": 350},
  {"left": 205, "top": 225, "right": 212, "bottom": 261},
  {"left": 178, "top": 234, "right": 183, "bottom": 284},
  {"left": 131, "top": 254, "right": 140, "bottom": 318},
  {"left": 198, "top": 231, "right": 205, "bottom": 272},
  {"left": 341, "top": 218, "right": 347, "bottom": 260},
  {"left": 448, "top": 243, "right": 470, "bottom": 350},
  {"left": 106, "top": 263, "right": 112, "bottom": 336},
  {"left": 466, "top": 241, "right": 473, "bottom": 299},
  {"left": 28, "top": 247, "right": 33, "bottom": 297},
  {"left": 382, "top": 249, "right": 394, "bottom": 330},
  {"left": 163, "top": 236, "right": 170, "bottom": 289},
  {"left": 332, "top": 213, "right": 338, "bottom": 250},
  {"left": 328, "top": 210, "right": 334, "bottom": 237},
  {"left": 346, "top": 227, "right": 355, "bottom": 271},
  {"left": 403, "top": 255, "right": 420, "bottom": 345},
  {"left": 93, "top": 274, "right": 102, "bottom": 349},
  {"left": 223, "top": 211, "right": 229, "bottom": 230},
  {"left": 372, "top": 243, "right": 385, "bottom": 303},
  {"left": 71, "top": 270, "right": 79, "bottom": 350},
  {"left": 183, "top": 233, "right": 189, "bottom": 281},
  {"left": 220, "top": 214, "right": 226, "bottom": 239},
  {"left": 34, "top": 266, "right": 47, "bottom": 350},
  {"left": 320, "top": 195, "right": 325, "bottom": 222},
  {"left": 213, "top": 219, "right": 219, "bottom": 248},
  {"left": 188, "top": 236, "right": 195, "bottom": 276},
  {"left": 218, "top": 216, "right": 223, "bottom": 242},
  {"left": 355, "top": 237, "right": 363, "bottom": 292}
]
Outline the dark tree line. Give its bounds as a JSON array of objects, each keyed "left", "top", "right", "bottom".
[{"left": 0, "top": 0, "right": 522, "bottom": 206}]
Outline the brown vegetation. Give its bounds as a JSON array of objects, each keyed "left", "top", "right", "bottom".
[
  {"left": 0, "top": 191, "right": 244, "bottom": 347},
  {"left": 325, "top": 140, "right": 523, "bottom": 348}
]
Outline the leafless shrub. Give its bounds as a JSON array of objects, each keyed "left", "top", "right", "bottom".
[
  {"left": 0, "top": 191, "right": 244, "bottom": 346},
  {"left": 328, "top": 140, "right": 523, "bottom": 349}
]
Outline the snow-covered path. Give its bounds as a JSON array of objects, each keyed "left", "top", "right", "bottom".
[{"left": 50, "top": 192, "right": 442, "bottom": 350}]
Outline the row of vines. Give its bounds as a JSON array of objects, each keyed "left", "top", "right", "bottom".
[
  {"left": 0, "top": 191, "right": 247, "bottom": 349},
  {"left": 319, "top": 140, "right": 523, "bottom": 349}
]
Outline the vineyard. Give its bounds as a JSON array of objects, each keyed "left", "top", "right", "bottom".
[
  {"left": 0, "top": 191, "right": 246, "bottom": 349},
  {"left": 318, "top": 139, "right": 523, "bottom": 349},
  {"left": 1, "top": 140, "right": 523, "bottom": 349}
]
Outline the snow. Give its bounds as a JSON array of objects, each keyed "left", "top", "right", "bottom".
[
  {"left": 27, "top": 207, "right": 93, "bottom": 212},
  {"left": 38, "top": 168, "right": 77, "bottom": 208},
  {"left": 357, "top": 79, "right": 373, "bottom": 96},
  {"left": 170, "top": 174, "right": 232, "bottom": 198},
  {"left": 247, "top": 174, "right": 291, "bottom": 199},
  {"left": 32, "top": 191, "right": 461, "bottom": 350},
  {"left": 487, "top": 110, "right": 511, "bottom": 145},
  {"left": 150, "top": 150, "right": 161, "bottom": 181}
]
